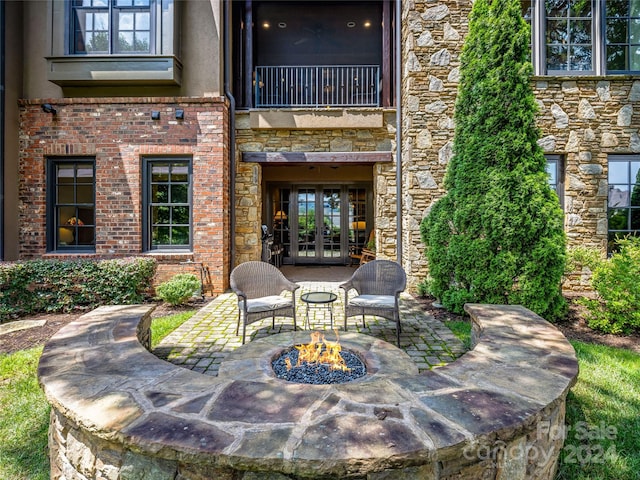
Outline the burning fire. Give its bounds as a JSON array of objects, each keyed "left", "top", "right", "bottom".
[{"left": 289, "top": 330, "right": 351, "bottom": 372}]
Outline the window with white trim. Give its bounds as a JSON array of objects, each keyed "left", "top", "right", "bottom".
[
  {"left": 71, "top": 0, "right": 153, "bottom": 54},
  {"left": 143, "top": 158, "right": 192, "bottom": 251}
]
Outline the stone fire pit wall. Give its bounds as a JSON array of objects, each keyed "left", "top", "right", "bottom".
[{"left": 38, "top": 303, "right": 579, "bottom": 480}]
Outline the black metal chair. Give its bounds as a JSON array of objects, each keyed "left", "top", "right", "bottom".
[
  {"left": 340, "top": 260, "right": 407, "bottom": 346},
  {"left": 230, "top": 261, "right": 300, "bottom": 344}
]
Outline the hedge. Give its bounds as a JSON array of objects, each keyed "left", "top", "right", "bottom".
[{"left": 0, "top": 257, "right": 157, "bottom": 321}]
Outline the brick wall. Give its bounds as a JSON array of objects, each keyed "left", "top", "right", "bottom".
[{"left": 18, "top": 97, "right": 230, "bottom": 293}]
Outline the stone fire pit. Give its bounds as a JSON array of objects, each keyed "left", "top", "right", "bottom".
[{"left": 38, "top": 303, "right": 578, "bottom": 479}]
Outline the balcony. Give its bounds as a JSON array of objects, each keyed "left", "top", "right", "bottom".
[{"left": 254, "top": 65, "right": 380, "bottom": 108}]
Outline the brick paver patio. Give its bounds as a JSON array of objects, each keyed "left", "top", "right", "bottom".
[{"left": 156, "top": 266, "right": 467, "bottom": 375}]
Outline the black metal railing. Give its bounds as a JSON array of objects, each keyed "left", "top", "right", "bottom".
[{"left": 254, "top": 65, "right": 380, "bottom": 108}]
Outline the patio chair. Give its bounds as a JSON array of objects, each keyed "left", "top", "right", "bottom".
[
  {"left": 340, "top": 259, "right": 407, "bottom": 347},
  {"left": 230, "top": 261, "right": 300, "bottom": 344}
]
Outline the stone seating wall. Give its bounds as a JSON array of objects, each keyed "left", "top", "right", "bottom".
[{"left": 38, "top": 303, "right": 579, "bottom": 480}]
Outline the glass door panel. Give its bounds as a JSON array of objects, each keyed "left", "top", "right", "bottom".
[
  {"left": 273, "top": 187, "right": 291, "bottom": 259},
  {"left": 297, "top": 188, "right": 317, "bottom": 259},
  {"left": 267, "top": 183, "right": 371, "bottom": 265},
  {"left": 348, "top": 187, "right": 369, "bottom": 255},
  {"left": 322, "top": 188, "right": 342, "bottom": 260}
]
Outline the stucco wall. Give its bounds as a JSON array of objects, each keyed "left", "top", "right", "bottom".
[
  {"left": 22, "top": 0, "right": 223, "bottom": 100},
  {"left": 2, "top": 1, "right": 24, "bottom": 260}
]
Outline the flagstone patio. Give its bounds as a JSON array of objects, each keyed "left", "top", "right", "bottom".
[{"left": 38, "top": 276, "right": 579, "bottom": 479}]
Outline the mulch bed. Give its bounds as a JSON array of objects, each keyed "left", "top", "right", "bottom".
[{"left": 1, "top": 296, "right": 638, "bottom": 356}]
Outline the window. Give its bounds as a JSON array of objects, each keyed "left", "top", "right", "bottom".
[
  {"left": 545, "top": 0, "right": 593, "bottom": 72},
  {"left": 527, "top": 1, "right": 640, "bottom": 75},
  {"left": 71, "top": 0, "right": 153, "bottom": 54},
  {"left": 546, "top": 155, "right": 565, "bottom": 207},
  {"left": 608, "top": 156, "right": 640, "bottom": 251},
  {"left": 606, "top": 0, "right": 640, "bottom": 72},
  {"left": 143, "top": 159, "right": 192, "bottom": 251},
  {"left": 48, "top": 159, "right": 96, "bottom": 252}
]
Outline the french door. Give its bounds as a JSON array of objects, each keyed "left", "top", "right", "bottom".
[{"left": 268, "top": 184, "right": 372, "bottom": 265}]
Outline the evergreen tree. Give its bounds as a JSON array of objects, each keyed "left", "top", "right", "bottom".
[{"left": 420, "top": 0, "right": 567, "bottom": 319}]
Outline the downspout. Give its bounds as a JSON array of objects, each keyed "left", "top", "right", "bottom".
[
  {"left": 0, "top": 0, "right": 4, "bottom": 260},
  {"left": 395, "top": 0, "right": 402, "bottom": 263},
  {"left": 223, "top": 0, "right": 236, "bottom": 269}
]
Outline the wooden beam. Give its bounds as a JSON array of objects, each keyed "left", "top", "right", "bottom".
[{"left": 242, "top": 151, "right": 392, "bottom": 163}]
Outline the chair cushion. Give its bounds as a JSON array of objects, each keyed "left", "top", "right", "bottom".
[
  {"left": 349, "top": 294, "right": 396, "bottom": 309},
  {"left": 244, "top": 295, "right": 293, "bottom": 313}
]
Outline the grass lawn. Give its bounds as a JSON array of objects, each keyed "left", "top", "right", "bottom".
[
  {"left": 0, "top": 347, "right": 49, "bottom": 480},
  {"left": 0, "top": 311, "right": 194, "bottom": 480},
  {"left": 444, "top": 323, "right": 640, "bottom": 480},
  {"left": 0, "top": 311, "right": 637, "bottom": 480},
  {"left": 557, "top": 341, "right": 640, "bottom": 480}
]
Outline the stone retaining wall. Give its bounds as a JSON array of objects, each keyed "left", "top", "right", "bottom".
[{"left": 38, "top": 304, "right": 578, "bottom": 479}]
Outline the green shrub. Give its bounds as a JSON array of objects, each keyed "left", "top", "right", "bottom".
[
  {"left": 155, "top": 274, "right": 201, "bottom": 306},
  {"left": 565, "top": 245, "right": 605, "bottom": 274},
  {"left": 579, "top": 237, "right": 640, "bottom": 334},
  {"left": 420, "top": 0, "right": 567, "bottom": 320},
  {"left": 0, "top": 257, "right": 157, "bottom": 321}
]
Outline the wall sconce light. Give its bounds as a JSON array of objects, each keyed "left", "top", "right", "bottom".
[
  {"left": 175, "top": 109, "right": 184, "bottom": 120},
  {"left": 41, "top": 103, "right": 57, "bottom": 115},
  {"left": 151, "top": 110, "right": 160, "bottom": 120}
]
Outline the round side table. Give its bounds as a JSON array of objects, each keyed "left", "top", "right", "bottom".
[{"left": 300, "top": 291, "right": 338, "bottom": 329}]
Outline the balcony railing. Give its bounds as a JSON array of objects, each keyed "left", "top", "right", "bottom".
[{"left": 254, "top": 65, "right": 380, "bottom": 108}]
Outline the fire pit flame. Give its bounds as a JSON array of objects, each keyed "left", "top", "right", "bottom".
[
  {"left": 293, "top": 330, "right": 351, "bottom": 372},
  {"left": 272, "top": 330, "right": 366, "bottom": 384}
]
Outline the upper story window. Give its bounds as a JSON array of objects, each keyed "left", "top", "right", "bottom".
[
  {"left": 48, "top": 159, "right": 96, "bottom": 252},
  {"left": 527, "top": 1, "right": 640, "bottom": 75},
  {"left": 71, "top": 0, "right": 153, "bottom": 54},
  {"left": 545, "top": 0, "right": 593, "bottom": 72},
  {"left": 605, "top": 0, "right": 640, "bottom": 72},
  {"left": 47, "top": 0, "right": 180, "bottom": 86}
]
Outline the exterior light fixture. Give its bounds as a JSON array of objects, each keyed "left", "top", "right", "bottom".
[
  {"left": 363, "top": 20, "right": 371, "bottom": 28},
  {"left": 151, "top": 110, "right": 160, "bottom": 120},
  {"left": 278, "top": 22, "right": 287, "bottom": 28},
  {"left": 41, "top": 103, "right": 57, "bottom": 114},
  {"left": 346, "top": 21, "right": 356, "bottom": 28},
  {"left": 175, "top": 109, "right": 184, "bottom": 120}
]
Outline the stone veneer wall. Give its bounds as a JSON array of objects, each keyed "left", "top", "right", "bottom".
[
  {"left": 19, "top": 98, "right": 230, "bottom": 293},
  {"left": 400, "top": 1, "right": 472, "bottom": 289},
  {"left": 233, "top": 110, "right": 397, "bottom": 266},
  {"left": 534, "top": 78, "right": 640, "bottom": 291},
  {"left": 402, "top": 1, "right": 640, "bottom": 291}
]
